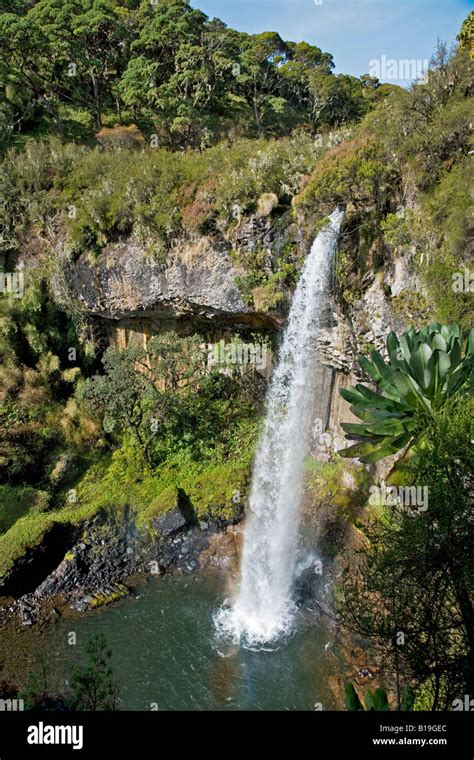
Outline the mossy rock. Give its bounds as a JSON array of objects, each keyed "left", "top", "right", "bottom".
[
  {"left": 185, "top": 462, "right": 247, "bottom": 521},
  {"left": 85, "top": 583, "right": 129, "bottom": 610},
  {"left": 139, "top": 485, "right": 179, "bottom": 527}
]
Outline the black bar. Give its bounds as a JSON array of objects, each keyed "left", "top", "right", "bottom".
[{"left": 0, "top": 711, "right": 472, "bottom": 758}]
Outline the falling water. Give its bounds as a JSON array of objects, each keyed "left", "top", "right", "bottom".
[{"left": 215, "top": 208, "right": 344, "bottom": 647}]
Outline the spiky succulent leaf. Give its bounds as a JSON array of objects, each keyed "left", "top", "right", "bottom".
[
  {"left": 345, "top": 683, "right": 363, "bottom": 711},
  {"left": 372, "top": 688, "right": 390, "bottom": 711},
  {"left": 400, "top": 686, "right": 415, "bottom": 711},
  {"left": 339, "top": 324, "right": 473, "bottom": 467},
  {"left": 410, "top": 343, "right": 432, "bottom": 389}
]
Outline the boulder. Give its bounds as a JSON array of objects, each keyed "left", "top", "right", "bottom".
[
  {"left": 49, "top": 453, "right": 80, "bottom": 489},
  {"left": 152, "top": 488, "right": 197, "bottom": 537},
  {"left": 153, "top": 508, "right": 188, "bottom": 537}
]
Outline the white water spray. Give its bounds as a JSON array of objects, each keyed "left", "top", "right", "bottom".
[{"left": 215, "top": 208, "right": 344, "bottom": 647}]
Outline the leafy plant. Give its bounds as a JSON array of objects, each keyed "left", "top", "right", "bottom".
[
  {"left": 339, "top": 324, "right": 473, "bottom": 468},
  {"left": 340, "top": 395, "right": 474, "bottom": 709},
  {"left": 345, "top": 682, "right": 414, "bottom": 711},
  {"left": 68, "top": 634, "right": 119, "bottom": 711}
]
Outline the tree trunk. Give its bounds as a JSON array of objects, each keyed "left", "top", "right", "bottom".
[
  {"left": 88, "top": 54, "right": 102, "bottom": 129},
  {"left": 253, "top": 79, "right": 263, "bottom": 136},
  {"left": 37, "top": 93, "right": 66, "bottom": 139},
  {"left": 452, "top": 574, "right": 474, "bottom": 692}
]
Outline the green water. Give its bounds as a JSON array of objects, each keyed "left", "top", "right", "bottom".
[{"left": 48, "top": 571, "right": 341, "bottom": 711}]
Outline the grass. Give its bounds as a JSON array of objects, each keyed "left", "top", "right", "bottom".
[
  {"left": 137, "top": 456, "right": 251, "bottom": 528},
  {"left": 0, "top": 500, "right": 99, "bottom": 578},
  {"left": 305, "top": 456, "right": 370, "bottom": 522},
  {"left": 0, "top": 486, "right": 50, "bottom": 535},
  {"left": 0, "top": 422, "right": 259, "bottom": 578}
]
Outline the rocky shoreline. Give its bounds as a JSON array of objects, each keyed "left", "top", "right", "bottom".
[
  {"left": 0, "top": 498, "right": 388, "bottom": 710},
  {"left": 0, "top": 501, "right": 243, "bottom": 628}
]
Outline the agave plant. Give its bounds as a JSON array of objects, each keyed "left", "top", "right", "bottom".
[
  {"left": 339, "top": 323, "right": 473, "bottom": 466},
  {"left": 345, "top": 682, "right": 414, "bottom": 711}
]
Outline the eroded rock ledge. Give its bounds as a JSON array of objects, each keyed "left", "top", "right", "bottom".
[{"left": 64, "top": 235, "right": 283, "bottom": 332}]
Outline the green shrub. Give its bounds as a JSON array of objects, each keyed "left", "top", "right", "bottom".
[{"left": 0, "top": 485, "right": 50, "bottom": 534}]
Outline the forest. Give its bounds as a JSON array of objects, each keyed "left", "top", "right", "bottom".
[{"left": 0, "top": 0, "right": 472, "bottom": 718}]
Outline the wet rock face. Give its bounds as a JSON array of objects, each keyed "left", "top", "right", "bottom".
[
  {"left": 151, "top": 527, "right": 211, "bottom": 576},
  {"left": 306, "top": 226, "right": 419, "bottom": 464},
  {"left": 199, "top": 525, "right": 243, "bottom": 572},
  {"left": 2, "top": 513, "right": 141, "bottom": 622},
  {"left": 152, "top": 508, "right": 189, "bottom": 538},
  {"left": 61, "top": 213, "right": 298, "bottom": 334}
]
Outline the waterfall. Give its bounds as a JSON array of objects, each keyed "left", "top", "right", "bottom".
[{"left": 215, "top": 208, "right": 344, "bottom": 647}]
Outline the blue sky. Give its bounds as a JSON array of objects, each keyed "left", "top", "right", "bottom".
[{"left": 192, "top": 0, "right": 470, "bottom": 84}]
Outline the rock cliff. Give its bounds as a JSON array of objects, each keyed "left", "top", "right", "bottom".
[{"left": 59, "top": 208, "right": 416, "bottom": 440}]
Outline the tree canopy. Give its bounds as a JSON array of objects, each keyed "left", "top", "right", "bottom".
[{"left": 0, "top": 0, "right": 389, "bottom": 149}]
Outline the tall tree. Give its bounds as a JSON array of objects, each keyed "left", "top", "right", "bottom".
[
  {"left": 30, "top": 0, "right": 131, "bottom": 128},
  {"left": 237, "top": 32, "right": 290, "bottom": 136},
  {"left": 0, "top": 13, "right": 65, "bottom": 134}
]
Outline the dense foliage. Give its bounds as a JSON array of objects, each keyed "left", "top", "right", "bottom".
[
  {"left": 20, "top": 634, "right": 119, "bottom": 710},
  {"left": 345, "top": 682, "right": 414, "bottom": 712},
  {"left": 0, "top": 0, "right": 387, "bottom": 149},
  {"left": 0, "top": 132, "right": 323, "bottom": 262},
  {"left": 0, "top": 1, "right": 472, "bottom": 713},
  {"left": 340, "top": 394, "right": 474, "bottom": 710},
  {"left": 79, "top": 331, "right": 265, "bottom": 467},
  {"left": 297, "top": 42, "right": 473, "bottom": 328},
  {"left": 339, "top": 324, "right": 473, "bottom": 467}
]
